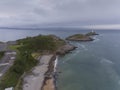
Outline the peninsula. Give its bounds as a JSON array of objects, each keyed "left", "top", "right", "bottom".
[
  {"left": 0, "top": 32, "right": 98, "bottom": 90},
  {"left": 0, "top": 34, "right": 76, "bottom": 90}
]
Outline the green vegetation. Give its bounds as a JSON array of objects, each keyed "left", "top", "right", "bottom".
[
  {"left": 32, "top": 52, "right": 41, "bottom": 59},
  {"left": 14, "top": 77, "right": 23, "bottom": 90},
  {"left": 0, "top": 50, "right": 37, "bottom": 90},
  {"left": 66, "top": 34, "right": 89, "bottom": 40},
  {"left": 8, "top": 44, "right": 23, "bottom": 53},
  {"left": 17, "top": 35, "right": 65, "bottom": 53},
  {"left": 67, "top": 31, "right": 98, "bottom": 41},
  {"left": 9, "top": 45, "right": 22, "bottom": 50},
  {"left": 69, "top": 34, "right": 87, "bottom": 38},
  {"left": 0, "top": 51, "right": 5, "bottom": 60},
  {"left": 66, "top": 33, "right": 95, "bottom": 41},
  {"left": 0, "top": 35, "right": 65, "bottom": 90}
]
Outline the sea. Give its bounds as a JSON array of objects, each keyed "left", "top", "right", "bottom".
[{"left": 1, "top": 28, "right": 120, "bottom": 90}]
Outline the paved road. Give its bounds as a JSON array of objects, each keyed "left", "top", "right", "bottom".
[
  {"left": 0, "top": 43, "right": 7, "bottom": 51},
  {"left": 0, "top": 51, "right": 16, "bottom": 79},
  {"left": 0, "top": 42, "right": 17, "bottom": 79}
]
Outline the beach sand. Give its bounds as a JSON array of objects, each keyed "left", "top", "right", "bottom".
[
  {"left": 42, "top": 78, "right": 55, "bottom": 90},
  {"left": 23, "top": 55, "right": 54, "bottom": 90}
]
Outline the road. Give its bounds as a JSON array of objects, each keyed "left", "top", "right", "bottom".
[
  {"left": 0, "top": 43, "right": 7, "bottom": 51},
  {"left": 0, "top": 51, "right": 16, "bottom": 79}
]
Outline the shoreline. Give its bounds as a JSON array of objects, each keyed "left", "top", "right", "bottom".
[
  {"left": 41, "top": 55, "right": 57, "bottom": 90},
  {"left": 23, "top": 55, "right": 54, "bottom": 90}
]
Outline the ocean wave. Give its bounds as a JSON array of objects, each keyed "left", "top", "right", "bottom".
[
  {"left": 62, "top": 50, "right": 79, "bottom": 64},
  {"left": 76, "top": 43, "right": 81, "bottom": 48},
  {"left": 118, "top": 80, "right": 120, "bottom": 85},
  {"left": 75, "top": 43, "right": 88, "bottom": 51},
  {"left": 62, "top": 56, "right": 71, "bottom": 64},
  {"left": 54, "top": 56, "right": 58, "bottom": 72},
  {"left": 100, "top": 58, "right": 114, "bottom": 64},
  {"left": 93, "top": 36, "right": 100, "bottom": 42},
  {"left": 79, "top": 44, "right": 88, "bottom": 51}
]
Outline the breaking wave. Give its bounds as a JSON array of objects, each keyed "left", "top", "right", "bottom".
[
  {"left": 93, "top": 36, "right": 100, "bottom": 42},
  {"left": 100, "top": 58, "right": 114, "bottom": 64}
]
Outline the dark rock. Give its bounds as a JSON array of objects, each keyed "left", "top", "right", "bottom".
[{"left": 56, "top": 44, "right": 77, "bottom": 55}]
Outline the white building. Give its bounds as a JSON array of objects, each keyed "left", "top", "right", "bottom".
[{"left": 5, "top": 87, "right": 14, "bottom": 90}]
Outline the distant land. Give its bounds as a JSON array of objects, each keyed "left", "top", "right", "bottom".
[{"left": 0, "top": 25, "right": 120, "bottom": 30}]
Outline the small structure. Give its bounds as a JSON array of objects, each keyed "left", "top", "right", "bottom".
[
  {"left": 5, "top": 51, "right": 17, "bottom": 55},
  {"left": 10, "top": 57, "right": 16, "bottom": 60},
  {"left": 5, "top": 87, "right": 14, "bottom": 90}
]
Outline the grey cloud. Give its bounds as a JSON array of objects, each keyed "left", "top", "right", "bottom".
[{"left": 0, "top": 0, "right": 120, "bottom": 27}]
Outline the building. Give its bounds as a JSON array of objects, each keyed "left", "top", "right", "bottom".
[{"left": 5, "top": 87, "right": 14, "bottom": 90}]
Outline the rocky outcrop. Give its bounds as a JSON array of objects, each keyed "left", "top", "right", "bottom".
[
  {"left": 66, "top": 34, "right": 94, "bottom": 41},
  {"left": 56, "top": 44, "right": 77, "bottom": 55}
]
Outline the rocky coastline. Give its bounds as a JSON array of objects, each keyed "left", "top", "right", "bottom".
[
  {"left": 21, "top": 35, "right": 77, "bottom": 90},
  {"left": 41, "top": 44, "right": 77, "bottom": 90},
  {"left": 23, "top": 32, "right": 99, "bottom": 90},
  {"left": 41, "top": 55, "right": 56, "bottom": 90},
  {"left": 2, "top": 33, "right": 99, "bottom": 90},
  {"left": 56, "top": 44, "right": 77, "bottom": 55}
]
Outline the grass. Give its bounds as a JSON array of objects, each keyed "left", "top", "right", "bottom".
[
  {"left": 8, "top": 44, "right": 23, "bottom": 53},
  {"left": 14, "top": 77, "right": 23, "bottom": 90},
  {"left": 0, "top": 69, "right": 21, "bottom": 90},
  {"left": 9, "top": 45, "right": 21, "bottom": 50},
  {"left": 0, "top": 35, "right": 65, "bottom": 89},
  {"left": 68, "top": 34, "right": 88, "bottom": 39},
  {"left": 0, "top": 51, "right": 38, "bottom": 90},
  {"left": 32, "top": 52, "right": 41, "bottom": 59},
  {"left": 0, "top": 51, "right": 5, "bottom": 60}
]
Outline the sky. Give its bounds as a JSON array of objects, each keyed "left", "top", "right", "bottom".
[{"left": 0, "top": 0, "right": 120, "bottom": 28}]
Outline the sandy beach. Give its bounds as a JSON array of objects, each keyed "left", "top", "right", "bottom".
[
  {"left": 42, "top": 79, "right": 55, "bottom": 90},
  {"left": 23, "top": 55, "right": 55, "bottom": 90}
]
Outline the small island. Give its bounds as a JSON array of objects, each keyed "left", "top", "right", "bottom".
[
  {"left": 66, "top": 34, "right": 94, "bottom": 41},
  {"left": 66, "top": 31, "right": 98, "bottom": 41}
]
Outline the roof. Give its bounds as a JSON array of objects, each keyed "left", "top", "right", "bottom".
[{"left": 5, "top": 87, "right": 13, "bottom": 90}]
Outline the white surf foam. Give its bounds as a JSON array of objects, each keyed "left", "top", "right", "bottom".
[
  {"left": 93, "top": 36, "right": 100, "bottom": 42},
  {"left": 54, "top": 56, "right": 58, "bottom": 72},
  {"left": 80, "top": 44, "right": 88, "bottom": 51},
  {"left": 62, "top": 56, "right": 72, "bottom": 64},
  {"left": 62, "top": 49, "right": 81, "bottom": 64},
  {"left": 76, "top": 43, "right": 81, "bottom": 48},
  {"left": 100, "top": 58, "right": 114, "bottom": 64}
]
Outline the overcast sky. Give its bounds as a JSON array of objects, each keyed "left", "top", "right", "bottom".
[{"left": 0, "top": 0, "right": 120, "bottom": 28}]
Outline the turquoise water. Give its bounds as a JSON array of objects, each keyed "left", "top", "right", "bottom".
[
  {"left": 0, "top": 28, "right": 120, "bottom": 90},
  {"left": 58, "top": 32, "right": 120, "bottom": 90}
]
